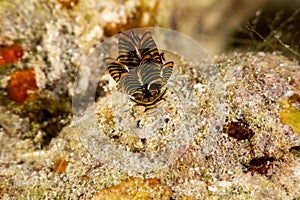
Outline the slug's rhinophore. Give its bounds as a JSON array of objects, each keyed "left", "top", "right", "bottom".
[{"left": 104, "top": 31, "right": 174, "bottom": 111}]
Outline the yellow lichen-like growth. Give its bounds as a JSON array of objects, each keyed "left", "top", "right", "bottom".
[
  {"left": 279, "top": 97, "right": 300, "bottom": 135},
  {"left": 93, "top": 177, "right": 171, "bottom": 200},
  {"left": 280, "top": 107, "right": 300, "bottom": 134}
]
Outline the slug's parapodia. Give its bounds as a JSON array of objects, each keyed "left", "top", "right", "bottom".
[{"left": 104, "top": 31, "right": 174, "bottom": 110}]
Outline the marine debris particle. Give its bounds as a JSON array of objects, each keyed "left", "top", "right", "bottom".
[
  {"left": 57, "top": 0, "right": 79, "bottom": 9},
  {"left": 93, "top": 177, "right": 171, "bottom": 200},
  {"left": 223, "top": 118, "right": 255, "bottom": 140},
  {"left": 243, "top": 156, "right": 275, "bottom": 176},
  {"left": 0, "top": 44, "right": 23, "bottom": 67},
  {"left": 7, "top": 68, "right": 38, "bottom": 104},
  {"left": 289, "top": 146, "right": 300, "bottom": 158},
  {"left": 279, "top": 94, "right": 300, "bottom": 135},
  {"left": 53, "top": 157, "right": 70, "bottom": 173},
  {"left": 95, "top": 79, "right": 110, "bottom": 100}
]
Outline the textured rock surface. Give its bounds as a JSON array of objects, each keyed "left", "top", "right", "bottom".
[
  {"left": 1, "top": 51, "right": 299, "bottom": 199},
  {"left": 0, "top": 0, "right": 299, "bottom": 199}
]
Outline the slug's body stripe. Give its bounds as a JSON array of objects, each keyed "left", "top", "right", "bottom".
[
  {"left": 130, "top": 87, "right": 168, "bottom": 111},
  {"left": 161, "top": 61, "right": 174, "bottom": 82},
  {"left": 104, "top": 57, "right": 129, "bottom": 82}
]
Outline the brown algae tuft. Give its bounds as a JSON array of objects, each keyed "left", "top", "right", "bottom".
[
  {"left": 243, "top": 156, "right": 275, "bottom": 176},
  {"left": 223, "top": 118, "right": 255, "bottom": 141}
]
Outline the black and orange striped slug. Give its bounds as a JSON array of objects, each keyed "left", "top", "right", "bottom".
[{"left": 104, "top": 31, "right": 174, "bottom": 111}]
